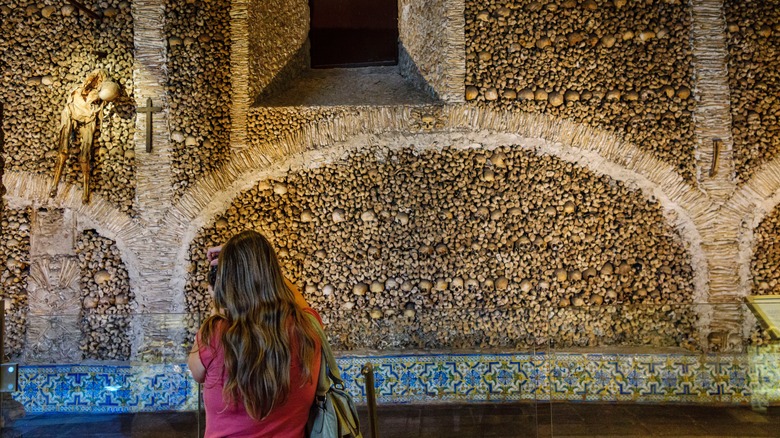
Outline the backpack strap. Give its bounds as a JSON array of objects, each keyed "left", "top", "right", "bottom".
[{"left": 305, "top": 312, "right": 343, "bottom": 393}]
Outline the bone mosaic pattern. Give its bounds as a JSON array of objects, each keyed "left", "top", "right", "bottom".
[
  {"left": 76, "top": 230, "right": 134, "bottom": 360},
  {"left": 248, "top": 107, "right": 350, "bottom": 150},
  {"left": 725, "top": 0, "right": 780, "bottom": 183},
  {"left": 0, "top": 0, "right": 136, "bottom": 214},
  {"left": 748, "top": 203, "right": 780, "bottom": 345},
  {"left": 165, "top": 0, "right": 232, "bottom": 196},
  {"left": 13, "top": 352, "right": 764, "bottom": 413},
  {"left": 465, "top": 0, "right": 696, "bottom": 181},
  {"left": 398, "top": 0, "right": 465, "bottom": 102},
  {"left": 0, "top": 207, "right": 32, "bottom": 358},
  {"left": 186, "top": 145, "right": 696, "bottom": 351}
]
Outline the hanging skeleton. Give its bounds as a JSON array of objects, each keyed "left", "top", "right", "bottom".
[{"left": 49, "top": 69, "right": 119, "bottom": 203}]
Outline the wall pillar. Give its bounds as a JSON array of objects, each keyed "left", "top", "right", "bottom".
[
  {"left": 691, "top": 0, "right": 736, "bottom": 198},
  {"left": 689, "top": 0, "right": 746, "bottom": 350},
  {"left": 23, "top": 208, "right": 81, "bottom": 362},
  {"left": 130, "top": 0, "right": 182, "bottom": 361},
  {"left": 230, "top": 0, "right": 250, "bottom": 152}
]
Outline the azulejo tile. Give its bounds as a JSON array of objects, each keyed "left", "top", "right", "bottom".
[
  {"left": 13, "top": 364, "right": 197, "bottom": 414},
  {"left": 11, "top": 351, "right": 761, "bottom": 413},
  {"left": 388, "top": 360, "right": 426, "bottom": 401},
  {"left": 748, "top": 344, "right": 780, "bottom": 407},
  {"left": 455, "top": 360, "right": 489, "bottom": 399},
  {"left": 350, "top": 352, "right": 755, "bottom": 405}
]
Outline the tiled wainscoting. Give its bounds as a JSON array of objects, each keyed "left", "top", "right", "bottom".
[
  {"left": 14, "top": 364, "right": 199, "bottom": 414},
  {"left": 14, "top": 350, "right": 780, "bottom": 413}
]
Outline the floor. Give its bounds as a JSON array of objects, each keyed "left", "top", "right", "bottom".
[
  {"left": 256, "top": 66, "right": 438, "bottom": 107},
  {"left": 2, "top": 403, "right": 779, "bottom": 437}
]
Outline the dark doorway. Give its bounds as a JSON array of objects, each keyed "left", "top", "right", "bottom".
[{"left": 309, "top": 0, "right": 398, "bottom": 68}]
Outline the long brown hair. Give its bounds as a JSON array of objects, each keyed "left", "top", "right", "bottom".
[{"left": 200, "top": 230, "right": 319, "bottom": 420}]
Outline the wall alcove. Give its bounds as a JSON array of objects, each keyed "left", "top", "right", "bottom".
[
  {"left": 242, "top": 0, "right": 465, "bottom": 107},
  {"left": 183, "top": 130, "right": 702, "bottom": 352}
]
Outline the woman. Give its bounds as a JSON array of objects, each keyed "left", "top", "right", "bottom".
[{"left": 188, "top": 230, "right": 322, "bottom": 438}]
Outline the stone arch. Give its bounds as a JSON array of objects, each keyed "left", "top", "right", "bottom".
[
  {"left": 738, "top": 155, "right": 780, "bottom": 220},
  {"left": 170, "top": 107, "right": 709, "bottom": 321},
  {"left": 182, "top": 106, "right": 711, "bottom": 216}
]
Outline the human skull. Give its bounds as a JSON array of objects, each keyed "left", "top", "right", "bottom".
[{"left": 98, "top": 80, "right": 120, "bottom": 102}]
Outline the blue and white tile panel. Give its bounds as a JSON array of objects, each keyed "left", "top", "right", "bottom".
[
  {"left": 14, "top": 364, "right": 198, "bottom": 414},
  {"left": 339, "top": 352, "right": 755, "bottom": 405},
  {"left": 13, "top": 351, "right": 778, "bottom": 413},
  {"left": 749, "top": 344, "right": 780, "bottom": 407}
]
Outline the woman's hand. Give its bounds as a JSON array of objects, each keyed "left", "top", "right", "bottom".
[{"left": 207, "top": 245, "right": 222, "bottom": 266}]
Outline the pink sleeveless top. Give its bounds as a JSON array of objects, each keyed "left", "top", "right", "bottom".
[{"left": 197, "top": 308, "right": 322, "bottom": 438}]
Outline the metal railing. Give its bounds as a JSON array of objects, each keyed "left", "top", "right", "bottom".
[{"left": 361, "top": 362, "right": 379, "bottom": 438}]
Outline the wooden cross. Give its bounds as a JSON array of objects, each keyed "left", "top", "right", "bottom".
[{"left": 137, "top": 98, "right": 162, "bottom": 153}]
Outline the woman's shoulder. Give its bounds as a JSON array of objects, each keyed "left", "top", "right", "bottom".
[
  {"left": 202, "top": 315, "right": 229, "bottom": 330},
  {"left": 197, "top": 317, "right": 228, "bottom": 346}
]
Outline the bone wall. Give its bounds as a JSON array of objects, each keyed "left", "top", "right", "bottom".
[
  {"left": 248, "top": 0, "right": 309, "bottom": 102},
  {"left": 725, "top": 0, "right": 780, "bottom": 183},
  {"left": 165, "top": 0, "right": 231, "bottom": 196},
  {"left": 248, "top": 107, "right": 351, "bottom": 149},
  {"left": 0, "top": 1, "right": 136, "bottom": 214},
  {"left": 399, "top": 0, "right": 465, "bottom": 101},
  {"left": 465, "top": 0, "right": 697, "bottom": 182},
  {"left": 76, "top": 230, "right": 133, "bottom": 360},
  {"left": 747, "top": 202, "right": 780, "bottom": 345},
  {"left": 3, "top": 0, "right": 780, "bottom": 362},
  {"left": 0, "top": 207, "right": 31, "bottom": 358},
  {"left": 751, "top": 205, "right": 780, "bottom": 297},
  {"left": 185, "top": 145, "right": 696, "bottom": 350}
]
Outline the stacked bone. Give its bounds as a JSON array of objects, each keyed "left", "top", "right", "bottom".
[
  {"left": 465, "top": 0, "right": 696, "bottom": 181},
  {"left": 726, "top": 0, "right": 780, "bottom": 182},
  {"left": 750, "top": 203, "right": 780, "bottom": 345},
  {"left": 185, "top": 146, "right": 697, "bottom": 350},
  {"left": 1, "top": 104, "right": 4, "bottom": 201},
  {"left": 0, "top": 208, "right": 31, "bottom": 358},
  {"left": 0, "top": 0, "right": 136, "bottom": 214},
  {"left": 76, "top": 230, "right": 133, "bottom": 360},
  {"left": 166, "top": 0, "right": 231, "bottom": 196},
  {"left": 247, "top": 107, "right": 349, "bottom": 149},
  {"left": 752, "top": 204, "right": 780, "bottom": 296}
]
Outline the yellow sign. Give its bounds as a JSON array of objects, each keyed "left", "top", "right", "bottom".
[{"left": 746, "top": 295, "right": 780, "bottom": 339}]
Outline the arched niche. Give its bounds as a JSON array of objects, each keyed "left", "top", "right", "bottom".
[
  {"left": 238, "top": 0, "right": 465, "bottom": 106},
  {"left": 179, "top": 130, "right": 706, "bottom": 351}
]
